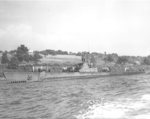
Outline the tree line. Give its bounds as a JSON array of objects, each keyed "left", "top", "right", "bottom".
[
  {"left": 1, "top": 44, "right": 150, "bottom": 69},
  {"left": 1, "top": 45, "right": 42, "bottom": 69}
]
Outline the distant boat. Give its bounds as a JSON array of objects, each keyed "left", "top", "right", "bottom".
[{"left": 0, "top": 69, "right": 145, "bottom": 84}]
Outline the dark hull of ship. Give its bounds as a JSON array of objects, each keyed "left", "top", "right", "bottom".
[{"left": 0, "top": 71, "right": 145, "bottom": 84}]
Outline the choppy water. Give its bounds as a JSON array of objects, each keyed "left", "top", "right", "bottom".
[{"left": 1, "top": 73, "right": 150, "bottom": 119}]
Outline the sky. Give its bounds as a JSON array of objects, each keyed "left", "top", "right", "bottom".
[{"left": 0, "top": 0, "right": 150, "bottom": 56}]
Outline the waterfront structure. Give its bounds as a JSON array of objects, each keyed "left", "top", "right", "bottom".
[{"left": 79, "top": 63, "right": 98, "bottom": 73}]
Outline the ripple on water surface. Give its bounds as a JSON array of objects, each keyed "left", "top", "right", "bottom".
[{"left": 0, "top": 74, "right": 150, "bottom": 119}]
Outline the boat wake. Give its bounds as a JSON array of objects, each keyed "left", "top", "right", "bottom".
[{"left": 75, "top": 94, "right": 150, "bottom": 119}]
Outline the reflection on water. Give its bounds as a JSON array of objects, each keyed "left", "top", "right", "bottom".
[{"left": 0, "top": 73, "right": 150, "bottom": 119}]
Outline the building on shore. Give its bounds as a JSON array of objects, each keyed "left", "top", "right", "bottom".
[{"left": 32, "top": 64, "right": 62, "bottom": 73}]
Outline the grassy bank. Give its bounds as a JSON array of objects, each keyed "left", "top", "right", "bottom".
[{"left": 39, "top": 55, "right": 82, "bottom": 65}]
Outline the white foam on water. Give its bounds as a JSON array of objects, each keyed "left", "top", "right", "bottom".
[
  {"left": 75, "top": 94, "right": 150, "bottom": 119},
  {"left": 141, "top": 94, "right": 150, "bottom": 101},
  {"left": 75, "top": 103, "right": 127, "bottom": 119},
  {"left": 133, "top": 113, "right": 150, "bottom": 119}
]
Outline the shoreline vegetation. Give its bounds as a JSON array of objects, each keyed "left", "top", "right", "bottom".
[{"left": 0, "top": 44, "right": 150, "bottom": 74}]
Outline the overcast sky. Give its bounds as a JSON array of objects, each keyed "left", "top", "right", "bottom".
[{"left": 0, "top": 0, "right": 150, "bottom": 56}]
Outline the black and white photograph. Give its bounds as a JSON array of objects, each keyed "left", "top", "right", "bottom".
[{"left": 0, "top": 0, "right": 150, "bottom": 119}]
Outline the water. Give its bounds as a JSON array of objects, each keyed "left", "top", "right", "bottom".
[{"left": 1, "top": 73, "right": 150, "bottom": 119}]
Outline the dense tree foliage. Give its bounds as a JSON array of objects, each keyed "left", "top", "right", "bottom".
[
  {"left": 104, "top": 54, "right": 114, "bottom": 62},
  {"left": 117, "top": 56, "right": 129, "bottom": 64},
  {"left": 7, "top": 45, "right": 42, "bottom": 65},
  {"left": 76, "top": 52, "right": 82, "bottom": 56},
  {"left": 40, "top": 49, "right": 68, "bottom": 56},
  {"left": 1, "top": 51, "right": 9, "bottom": 64},
  {"left": 9, "top": 50, "right": 17, "bottom": 55},
  {"left": 2, "top": 45, "right": 43, "bottom": 69},
  {"left": 16, "top": 45, "right": 29, "bottom": 62},
  {"left": 8, "top": 56, "right": 19, "bottom": 69},
  {"left": 31, "top": 51, "right": 42, "bottom": 62},
  {"left": 143, "top": 56, "right": 150, "bottom": 65}
]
